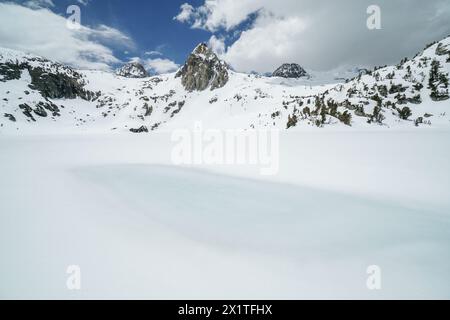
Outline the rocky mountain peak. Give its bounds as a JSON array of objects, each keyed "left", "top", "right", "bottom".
[
  {"left": 176, "top": 43, "right": 229, "bottom": 91},
  {"left": 116, "top": 62, "right": 149, "bottom": 78},
  {"left": 272, "top": 63, "right": 309, "bottom": 79},
  {"left": 193, "top": 43, "right": 209, "bottom": 55}
]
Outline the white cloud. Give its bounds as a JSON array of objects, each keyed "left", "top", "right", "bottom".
[
  {"left": 224, "top": 12, "right": 308, "bottom": 73},
  {"left": 0, "top": 3, "right": 134, "bottom": 70},
  {"left": 207, "top": 35, "right": 225, "bottom": 55},
  {"left": 23, "top": 0, "right": 54, "bottom": 9},
  {"left": 144, "top": 58, "right": 179, "bottom": 74},
  {"left": 177, "top": 0, "right": 450, "bottom": 72},
  {"left": 128, "top": 57, "right": 142, "bottom": 63},
  {"left": 175, "top": 0, "right": 261, "bottom": 32},
  {"left": 174, "top": 3, "right": 195, "bottom": 23},
  {"left": 122, "top": 56, "right": 178, "bottom": 75},
  {"left": 87, "top": 24, "right": 134, "bottom": 49},
  {"left": 144, "top": 51, "right": 163, "bottom": 56}
]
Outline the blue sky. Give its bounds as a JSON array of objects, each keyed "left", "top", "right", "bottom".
[
  {"left": 1, "top": 0, "right": 450, "bottom": 73},
  {"left": 36, "top": 0, "right": 214, "bottom": 65}
]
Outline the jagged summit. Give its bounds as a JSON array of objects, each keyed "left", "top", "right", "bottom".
[
  {"left": 190, "top": 43, "right": 219, "bottom": 61},
  {"left": 272, "top": 63, "right": 309, "bottom": 79},
  {"left": 175, "top": 43, "right": 229, "bottom": 91},
  {"left": 116, "top": 61, "right": 149, "bottom": 78},
  {"left": 193, "top": 42, "right": 209, "bottom": 54}
]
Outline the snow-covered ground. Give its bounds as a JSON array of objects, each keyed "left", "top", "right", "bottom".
[
  {"left": 1, "top": 35, "right": 449, "bottom": 299},
  {"left": 1, "top": 130, "right": 449, "bottom": 299}
]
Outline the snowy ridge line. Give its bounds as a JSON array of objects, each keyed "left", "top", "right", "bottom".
[{"left": 1, "top": 36, "right": 449, "bottom": 134}]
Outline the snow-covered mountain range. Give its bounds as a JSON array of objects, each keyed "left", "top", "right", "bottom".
[{"left": 1, "top": 36, "right": 449, "bottom": 134}]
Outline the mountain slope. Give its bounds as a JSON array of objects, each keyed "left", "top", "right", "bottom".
[
  {"left": 1, "top": 36, "right": 449, "bottom": 134},
  {"left": 276, "top": 36, "right": 450, "bottom": 129}
]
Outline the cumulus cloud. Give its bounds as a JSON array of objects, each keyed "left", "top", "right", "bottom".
[
  {"left": 175, "top": 0, "right": 262, "bottom": 32},
  {"left": 208, "top": 35, "right": 226, "bottom": 55},
  {"left": 125, "top": 52, "right": 179, "bottom": 75},
  {"left": 174, "top": 3, "right": 196, "bottom": 23},
  {"left": 176, "top": 0, "right": 450, "bottom": 72},
  {"left": 0, "top": 3, "right": 134, "bottom": 70},
  {"left": 144, "top": 58, "right": 179, "bottom": 74},
  {"left": 224, "top": 12, "right": 307, "bottom": 72}
]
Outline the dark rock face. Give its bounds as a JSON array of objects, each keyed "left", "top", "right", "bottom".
[
  {"left": 3, "top": 113, "right": 16, "bottom": 122},
  {"left": 129, "top": 125, "right": 149, "bottom": 133},
  {"left": 176, "top": 43, "right": 229, "bottom": 91},
  {"left": 272, "top": 63, "right": 309, "bottom": 79},
  {"left": 0, "top": 62, "right": 25, "bottom": 82},
  {"left": 19, "top": 103, "right": 35, "bottom": 121},
  {"left": 34, "top": 105, "right": 48, "bottom": 117},
  {"left": 116, "top": 62, "right": 149, "bottom": 78},
  {"left": 17, "top": 101, "right": 62, "bottom": 121},
  {"left": 36, "top": 101, "right": 61, "bottom": 117},
  {"left": 0, "top": 59, "right": 99, "bottom": 100},
  {"left": 28, "top": 66, "right": 93, "bottom": 100}
]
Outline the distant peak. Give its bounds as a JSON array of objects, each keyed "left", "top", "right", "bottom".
[
  {"left": 176, "top": 43, "right": 229, "bottom": 91},
  {"left": 272, "top": 63, "right": 309, "bottom": 79},
  {"left": 115, "top": 61, "right": 148, "bottom": 78},
  {"left": 129, "top": 61, "right": 143, "bottom": 66},
  {"left": 193, "top": 42, "right": 209, "bottom": 53}
]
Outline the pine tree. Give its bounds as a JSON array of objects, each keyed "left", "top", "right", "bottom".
[
  {"left": 338, "top": 111, "right": 352, "bottom": 126},
  {"left": 429, "top": 59, "right": 449, "bottom": 101},
  {"left": 287, "top": 114, "right": 298, "bottom": 129},
  {"left": 370, "top": 105, "right": 385, "bottom": 124},
  {"left": 398, "top": 106, "right": 412, "bottom": 120}
]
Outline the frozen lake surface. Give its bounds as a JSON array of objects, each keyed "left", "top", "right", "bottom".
[{"left": 1, "top": 131, "right": 449, "bottom": 299}]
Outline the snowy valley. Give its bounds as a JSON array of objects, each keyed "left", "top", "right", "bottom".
[{"left": 1, "top": 34, "right": 450, "bottom": 300}]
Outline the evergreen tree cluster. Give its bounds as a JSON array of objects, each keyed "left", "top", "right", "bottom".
[{"left": 429, "top": 60, "right": 449, "bottom": 101}]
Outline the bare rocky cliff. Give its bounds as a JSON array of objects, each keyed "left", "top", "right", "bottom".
[{"left": 175, "top": 43, "right": 229, "bottom": 91}]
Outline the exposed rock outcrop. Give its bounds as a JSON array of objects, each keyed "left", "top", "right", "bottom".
[
  {"left": 0, "top": 62, "right": 23, "bottom": 81},
  {"left": 116, "top": 62, "right": 149, "bottom": 78},
  {"left": 176, "top": 43, "right": 229, "bottom": 91},
  {"left": 0, "top": 59, "right": 98, "bottom": 100},
  {"left": 272, "top": 63, "right": 309, "bottom": 79},
  {"left": 129, "top": 125, "right": 148, "bottom": 133},
  {"left": 28, "top": 66, "right": 94, "bottom": 100},
  {"left": 3, "top": 113, "right": 16, "bottom": 122}
]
